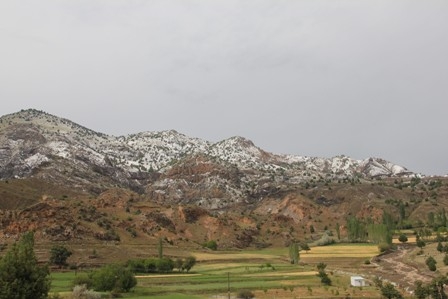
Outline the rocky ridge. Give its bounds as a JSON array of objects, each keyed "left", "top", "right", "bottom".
[{"left": 0, "top": 109, "right": 412, "bottom": 209}]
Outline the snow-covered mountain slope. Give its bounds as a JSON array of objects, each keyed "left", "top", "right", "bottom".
[{"left": 0, "top": 109, "right": 413, "bottom": 202}]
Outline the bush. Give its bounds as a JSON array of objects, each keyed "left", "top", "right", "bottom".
[
  {"left": 237, "top": 289, "right": 255, "bottom": 299},
  {"left": 155, "top": 258, "right": 174, "bottom": 273},
  {"left": 378, "top": 242, "right": 391, "bottom": 253},
  {"left": 50, "top": 245, "right": 72, "bottom": 267},
  {"left": 72, "top": 274, "right": 93, "bottom": 289},
  {"left": 182, "top": 256, "right": 196, "bottom": 272},
  {"left": 72, "top": 284, "right": 101, "bottom": 299},
  {"left": 203, "top": 240, "right": 218, "bottom": 250},
  {"left": 90, "top": 264, "right": 137, "bottom": 292},
  {"left": 398, "top": 234, "right": 408, "bottom": 243},
  {"left": 426, "top": 256, "right": 437, "bottom": 272},
  {"left": 444, "top": 254, "right": 448, "bottom": 266}
]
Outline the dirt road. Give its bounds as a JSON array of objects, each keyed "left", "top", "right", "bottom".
[{"left": 368, "top": 245, "right": 434, "bottom": 292}]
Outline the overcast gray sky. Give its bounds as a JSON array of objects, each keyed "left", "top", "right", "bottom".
[{"left": 1, "top": 0, "right": 447, "bottom": 175}]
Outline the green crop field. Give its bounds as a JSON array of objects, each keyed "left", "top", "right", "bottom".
[{"left": 48, "top": 244, "right": 391, "bottom": 298}]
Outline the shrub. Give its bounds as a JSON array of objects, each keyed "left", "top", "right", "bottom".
[
  {"left": 398, "top": 234, "right": 408, "bottom": 243},
  {"left": 72, "top": 284, "right": 101, "bottom": 299},
  {"left": 50, "top": 245, "right": 72, "bottom": 267},
  {"left": 378, "top": 242, "right": 391, "bottom": 253},
  {"left": 182, "top": 256, "right": 196, "bottom": 272},
  {"left": 90, "top": 264, "right": 137, "bottom": 292},
  {"left": 155, "top": 258, "right": 174, "bottom": 273},
  {"left": 426, "top": 256, "right": 437, "bottom": 272},
  {"left": 237, "top": 289, "right": 255, "bottom": 299},
  {"left": 203, "top": 240, "right": 218, "bottom": 250},
  {"left": 444, "top": 254, "right": 448, "bottom": 266},
  {"left": 72, "top": 274, "right": 93, "bottom": 289}
]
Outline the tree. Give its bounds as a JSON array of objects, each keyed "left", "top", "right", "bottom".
[
  {"left": 174, "top": 258, "right": 183, "bottom": 272},
  {"left": 300, "top": 242, "right": 311, "bottom": 253},
  {"left": 438, "top": 241, "right": 444, "bottom": 253},
  {"left": 0, "top": 231, "right": 51, "bottom": 299},
  {"left": 414, "top": 281, "right": 429, "bottom": 299},
  {"left": 380, "top": 282, "right": 403, "bottom": 299},
  {"left": 316, "top": 262, "right": 327, "bottom": 272},
  {"left": 289, "top": 242, "right": 300, "bottom": 264},
  {"left": 203, "top": 240, "right": 218, "bottom": 251},
  {"left": 316, "top": 262, "right": 331, "bottom": 286},
  {"left": 417, "top": 238, "right": 426, "bottom": 250},
  {"left": 444, "top": 254, "right": 448, "bottom": 266},
  {"left": 426, "top": 256, "right": 437, "bottom": 272},
  {"left": 398, "top": 234, "right": 408, "bottom": 243},
  {"left": 346, "top": 216, "right": 367, "bottom": 242},
  {"left": 428, "top": 276, "right": 448, "bottom": 299},
  {"left": 156, "top": 258, "right": 174, "bottom": 273},
  {"left": 90, "top": 264, "right": 137, "bottom": 292},
  {"left": 335, "top": 222, "right": 341, "bottom": 240},
  {"left": 182, "top": 256, "right": 196, "bottom": 272},
  {"left": 399, "top": 202, "right": 406, "bottom": 223},
  {"left": 50, "top": 245, "right": 72, "bottom": 267}
]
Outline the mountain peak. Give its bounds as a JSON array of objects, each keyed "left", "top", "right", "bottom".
[{"left": 0, "top": 109, "right": 415, "bottom": 198}]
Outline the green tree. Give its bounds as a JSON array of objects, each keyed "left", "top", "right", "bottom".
[
  {"left": 300, "top": 242, "right": 311, "bottom": 253},
  {"left": 399, "top": 202, "right": 406, "bottom": 223},
  {"left": 156, "top": 258, "right": 174, "bottom": 273},
  {"left": 437, "top": 241, "right": 444, "bottom": 253},
  {"left": 335, "top": 222, "right": 341, "bottom": 240},
  {"left": 182, "top": 256, "right": 196, "bottom": 272},
  {"left": 0, "top": 232, "right": 51, "bottom": 299},
  {"left": 380, "top": 282, "right": 403, "bottom": 299},
  {"left": 316, "top": 263, "right": 331, "bottom": 285},
  {"left": 346, "top": 216, "right": 366, "bottom": 242},
  {"left": 414, "top": 281, "right": 429, "bottom": 299},
  {"left": 203, "top": 240, "right": 218, "bottom": 250},
  {"left": 367, "top": 223, "right": 392, "bottom": 245},
  {"left": 289, "top": 242, "right": 300, "bottom": 264},
  {"left": 174, "top": 258, "right": 183, "bottom": 272},
  {"left": 50, "top": 245, "right": 72, "bottom": 267},
  {"left": 444, "top": 254, "right": 448, "bottom": 266},
  {"left": 428, "top": 276, "right": 448, "bottom": 299},
  {"left": 398, "top": 234, "right": 408, "bottom": 243},
  {"left": 426, "top": 256, "right": 437, "bottom": 272},
  {"left": 417, "top": 238, "right": 426, "bottom": 250},
  {"left": 90, "top": 264, "right": 137, "bottom": 292}
]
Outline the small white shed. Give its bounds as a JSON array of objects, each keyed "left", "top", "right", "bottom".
[{"left": 351, "top": 276, "right": 366, "bottom": 287}]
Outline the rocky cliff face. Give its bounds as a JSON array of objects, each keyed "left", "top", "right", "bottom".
[{"left": 0, "top": 109, "right": 413, "bottom": 207}]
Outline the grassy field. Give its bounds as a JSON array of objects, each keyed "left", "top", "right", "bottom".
[{"left": 49, "top": 243, "right": 388, "bottom": 298}]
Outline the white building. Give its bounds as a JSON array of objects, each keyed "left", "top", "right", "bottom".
[{"left": 351, "top": 276, "right": 367, "bottom": 287}]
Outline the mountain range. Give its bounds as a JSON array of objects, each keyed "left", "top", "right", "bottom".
[
  {"left": 1, "top": 109, "right": 446, "bottom": 251},
  {"left": 0, "top": 109, "right": 412, "bottom": 207}
]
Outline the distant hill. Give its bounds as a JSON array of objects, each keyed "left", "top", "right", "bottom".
[{"left": 1, "top": 109, "right": 446, "bottom": 255}]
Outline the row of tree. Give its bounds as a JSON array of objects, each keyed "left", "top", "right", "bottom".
[
  {"left": 127, "top": 256, "right": 197, "bottom": 273},
  {"left": 346, "top": 214, "right": 393, "bottom": 246}
]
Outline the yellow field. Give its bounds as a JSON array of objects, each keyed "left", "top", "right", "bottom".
[{"left": 301, "top": 244, "right": 379, "bottom": 258}]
